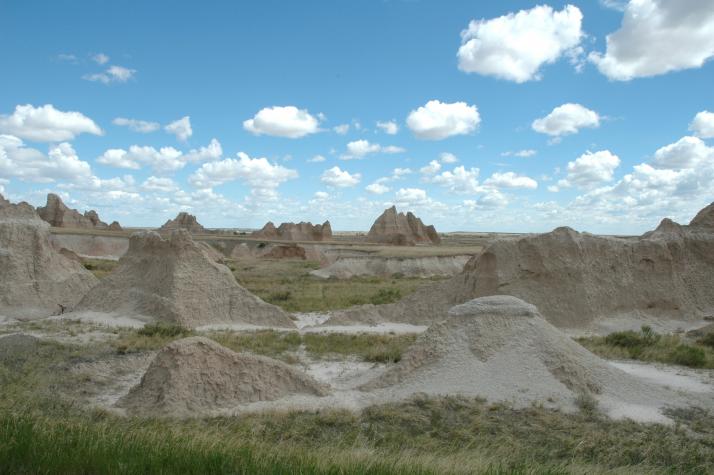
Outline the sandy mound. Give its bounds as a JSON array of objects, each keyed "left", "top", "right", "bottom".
[
  {"left": 74, "top": 230, "right": 294, "bottom": 328},
  {"left": 117, "top": 337, "right": 328, "bottom": 416},
  {"left": 0, "top": 193, "right": 9, "bottom": 207},
  {"left": 361, "top": 296, "right": 693, "bottom": 418},
  {"left": 311, "top": 255, "right": 470, "bottom": 279},
  {"left": 332, "top": 204, "right": 714, "bottom": 330},
  {"left": 366, "top": 206, "right": 439, "bottom": 246},
  {"left": 0, "top": 201, "right": 98, "bottom": 319},
  {"left": 261, "top": 243, "right": 307, "bottom": 259},
  {"left": 252, "top": 220, "right": 332, "bottom": 241},
  {"left": 159, "top": 212, "right": 206, "bottom": 233},
  {"left": 690, "top": 202, "right": 714, "bottom": 229},
  {"left": 37, "top": 193, "right": 119, "bottom": 230}
]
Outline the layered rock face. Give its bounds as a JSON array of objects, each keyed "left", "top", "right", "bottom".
[
  {"left": 0, "top": 193, "right": 9, "bottom": 207},
  {"left": 37, "top": 193, "right": 120, "bottom": 230},
  {"left": 159, "top": 212, "right": 207, "bottom": 234},
  {"left": 0, "top": 201, "right": 98, "bottom": 318},
  {"left": 117, "top": 337, "right": 328, "bottom": 416},
  {"left": 332, "top": 203, "right": 714, "bottom": 330},
  {"left": 75, "top": 230, "right": 294, "bottom": 328},
  {"left": 251, "top": 221, "right": 332, "bottom": 241},
  {"left": 366, "top": 206, "right": 440, "bottom": 246}
]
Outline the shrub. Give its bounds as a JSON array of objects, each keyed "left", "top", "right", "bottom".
[
  {"left": 137, "top": 322, "right": 189, "bottom": 338},
  {"left": 370, "top": 288, "right": 401, "bottom": 305},
  {"left": 669, "top": 345, "right": 706, "bottom": 368},
  {"left": 698, "top": 332, "right": 714, "bottom": 349},
  {"left": 604, "top": 331, "right": 643, "bottom": 348},
  {"left": 267, "top": 290, "right": 291, "bottom": 302}
]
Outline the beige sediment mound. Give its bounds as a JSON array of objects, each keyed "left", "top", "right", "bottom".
[
  {"left": 252, "top": 220, "right": 332, "bottom": 241},
  {"left": 74, "top": 230, "right": 294, "bottom": 328},
  {"left": 49, "top": 233, "right": 129, "bottom": 260},
  {"left": 0, "top": 202, "right": 98, "bottom": 319},
  {"left": 159, "top": 212, "right": 206, "bottom": 234},
  {"left": 117, "top": 337, "right": 328, "bottom": 416},
  {"left": 37, "top": 193, "right": 119, "bottom": 230},
  {"left": 0, "top": 193, "right": 9, "bottom": 207},
  {"left": 361, "top": 296, "right": 680, "bottom": 415},
  {"left": 311, "top": 255, "right": 470, "bottom": 279},
  {"left": 366, "top": 206, "right": 440, "bottom": 246},
  {"left": 332, "top": 206, "right": 714, "bottom": 330},
  {"left": 261, "top": 243, "right": 307, "bottom": 259}
]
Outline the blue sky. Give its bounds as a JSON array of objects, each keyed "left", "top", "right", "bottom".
[{"left": 1, "top": 0, "right": 713, "bottom": 233}]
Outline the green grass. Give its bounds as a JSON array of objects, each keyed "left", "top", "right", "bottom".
[
  {"left": 302, "top": 332, "right": 415, "bottom": 363},
  {"left": 82, "top": 258, "right": 119, "bottom": 279},
  {"left": 577, "top": 326, "right": 714, "bottom": 369}
]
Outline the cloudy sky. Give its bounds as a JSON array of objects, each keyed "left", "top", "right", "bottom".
[{"left": 1, "top": 0, "right": 713, "bottom": 233}]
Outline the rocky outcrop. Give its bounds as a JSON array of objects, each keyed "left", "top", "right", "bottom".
[
  {"left": 75, "top": 229, "right": 294, "bottom": 328},
  {"left": 0, "top": 201, "right": 98, "bottom": 318},
  {"left": 36, "top": 193, "right": 120, "bottom": 230},
  {"left": 331, "top": 203, "right": 714, "bottom": 330},
  {"left": 366, "top": 206, "right": 440, "bottom": 246},
  {"left": 260, "top": 244, "right": 307, "bottom": 259},
  {"left": 117, "top": 337, "right": 328, "bottom": 416},
  {"left": 251, "top": 221, "right": 332, "bottom": 241},
  {"left": 0, "top": 193, "right": 9, "bottom": 207},
  {"left": 159, "top": 212, "right": 206, "bottom": 234},
  {"left": 690, "top": 202, "right": 714, "bottom": 229}
]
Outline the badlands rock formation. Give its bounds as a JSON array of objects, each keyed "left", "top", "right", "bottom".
[
  {"left": 331, "top": 203, "right": 714, "bottom": 330},
  {"left": 252, "top": 221, "right": 332, "bottom": 241},
  {"left": 0, "top": 201, "right": 98, "bottom": 318},
  {"left": 159, "top": 212, "right": 206, "bottom": 234},
  {"left": 366, "top": 206, "right": 440, "bottom": 246},
  {"left": 311, "top": 255, "right": 471, "bottom": 279},
  {"left": 361, "top": 296, "right": 696, "bottom": 419},
  {"left": 0, "top": 193, "right": 9, "bottom": 207},
  {"left": 74, "top": 230, "right": 294, "bottom": 328},
  {"left": 117, "top": 337, "right": 328, "bottom": 416},
  {"left": 37, "top": 193, "right": 120, "bottom": 230}
]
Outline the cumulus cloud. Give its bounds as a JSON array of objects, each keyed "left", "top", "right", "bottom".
[
  {"left": 189, "top": 152, "right": 298, "bottom": 199},
  {"left": 532, "top": 103, "right": 600, "bottom": 138},
  {"left": 366, "top": 182, "right": 390, "bottom": 194},
  {"left": 313, "top": 191, "right": 329, "bottom": 200},
  {"left": 0, "top": 104, "right": 102, "bottom": 142},
  {"left": 440, "top": 152, "right": 459, "bottom": 164},
  {"left": 243, "top": 106, "right": 321, "bottom": 138},
  {"left": 407, "top": 100, "right": 480, "bottom": 140},
  {"left": 182, "top": 138, "right": 222, "bottom": 163},
  {"left": 92, "top": 53, "right": 109, "bottom": 65},
  {"left": 84, "top": 65, "right": 136, "bottom": 84},
  {"left": 429, "top": 165, "right": 481, "bottom": 194},
  {"left": 141, "top": 176, "right": 178, "bottom": 193},
  {"left": 420, "top": 160, "right": 442, "bottom": 175},
  {"left": 457, "top": 4, "right": 584, "bottom": 82},
  {"left": 590, "top": 0, "right": 714, "bottom": 81},
  {"left": 0, "top": 135, "right": 92, "bottom": 183},
  {"left": 333, "top": 124, "right": 350, "bottom": 135},
  {"left": 501, "top": 149, "right": 537, "bottom": 158},
  {"left": 112, "top": 117, "right": 160, "bottom": 133},
  {"left": 164, "top": 116, "right": 192, "bottom": 142},
  {"left": 690, "top": 111, "right": 714, "bottom": 139},
  {"left": 557, "top": 150, "right": 621, "bottom": 189},
  {"left": 340, "top": 140, "right": 405, "bottom": 160},
  {"left": 97, "top": 145, "right": 183, "bottom": 173},
  {"left": 376, "top": 120, "right": 399, "bottom": 135},
  {"left": 320, "top": 166, "right": 361, "bottom": 188},
  {"left": 651, "top": 135, "right": 713, "bottom": 169},
  {"left": 308, "top": 154, "right": 326, "bottom": 163},
  {"left": 484, "top": 171, "right": 538, "bottom": 189}
]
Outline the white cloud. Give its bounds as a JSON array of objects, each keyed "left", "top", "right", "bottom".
[
  {"left": 183, "top": 138, "right": 222, "bottom": 163},
  {"left": 0, "top": 135, "right": 92, "bottom": 183},
  {"left": 376, "top": 120, "right": 399, "bottom": 135},
  {"left": 501, "top": 149, "right": 537, "bottom": 158},
  {"left": 313, "top": 191, "right": 329, "bottom": 200},
  {"left": 112, "top": 117, "right": 160, "bottom": 133},
  {"left": 407, "top": 100, "right": 480, "bottom": 140},
  {"left": 84, "top": 65, "right": 136, "bottom": 84},
  {"left": 440, "top": 152, "right": 459, "bottom": 164},
  {"left": 457, "top": 4, "right": 584, "bottom": 83},
  {"left": 308, "top": 154, "right": 326, "bottom": 163},
  {"left": 690, "top": 111, "right": 714, "bottom": 139},
  {"left": 340, "top": 140, "right": 405, "bottom": 160},
  {"left": 243, "top": 106, "right": 321, "bottom": 138},
  {"left": 189, "top": 152, "right": 298, "bottom": 198},
  {"left": 558, "top": 150, "right": 621, "bottom": 189},
  {"left": 478, "top": 189, "right": 509, "bottom": 208},
  {"left": 92, "top": 53, "right": 109, "bottom": 65},
  {"left": 392, "top": 168, "right": 413, "bottom": 178},
  {"left": 589, "top": 0, "right": 714, "bottom": 81},
  {"left": 394, "top": 187, "right": 430, "bottom": 206},
  {"left": 333, "top": 124, "right": 350, "bottom": 135},
  {"left": 532, "top": 103, "right": 600, "bottom": 138},
  {"left": 430, "top": 165, "right": 481, "bottom": 194},
  {"left": 366, "top": 182, "right": 390, "bottom": 194},
  {"left": 97, "top": 145, "right": 182, "bottom": 173},
  {"left": 651, "top": 135, "right": 713, "bottom": 169},
  {"left": 420, "top": 160, "right": 442, "bottom": 175},
  {"left": 320, "top": 166, "right": 361, "bottom": 188},
  {"left": 0, "top": 104, "right": 102, "bottom": 142},
  {"left": 141, "top": 176, "right": 177, "bottom": 193},
  {"left": 484, "top": 171, "right": 538, "bottom": 189},
  {"left": 164, "top": 116, "right": 192, "bottom": 142}
]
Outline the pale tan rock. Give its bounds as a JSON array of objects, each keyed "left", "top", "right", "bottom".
[
  {"left": 159, "top": 212, "right": 206, "bottom": 234},
  {"left": 366, "top": 206, "right": 440, "bottom": 246},
  {"left": 252, "top": 220, "right": 332, "bottom": 241},
  {"left": 36, "top": 193, "right": 118, "bottom": 230}
]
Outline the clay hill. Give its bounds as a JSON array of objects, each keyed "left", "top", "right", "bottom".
[
  {"left": 117, "top": 337, "right": 328, "bottom": 416},
  {"left": 37, "top": 193, "right": 122, "bottom": 230},
  {"left": 366, "top": 206, "right": 440, "bottom": 246},
  {"left": 331, "top": 202, "right": 714, "bottom": 330},
  {"left": 74, "top": 229, "right": 294, "bottom": 328},
  {"left": 159, "top": 212, "right": 207, "bottom": 234},
  {"left": 251, "top": 221, "right": 332, "bottom": 241},
  {"left": 0, "top": 199, "right": 98, "bottom": 318},
  {"left": 361, "top": 296, "right": 686, "bottom": 416},
  {"left": 0, "top": 193, "right": 9, "bottom": 207}
]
